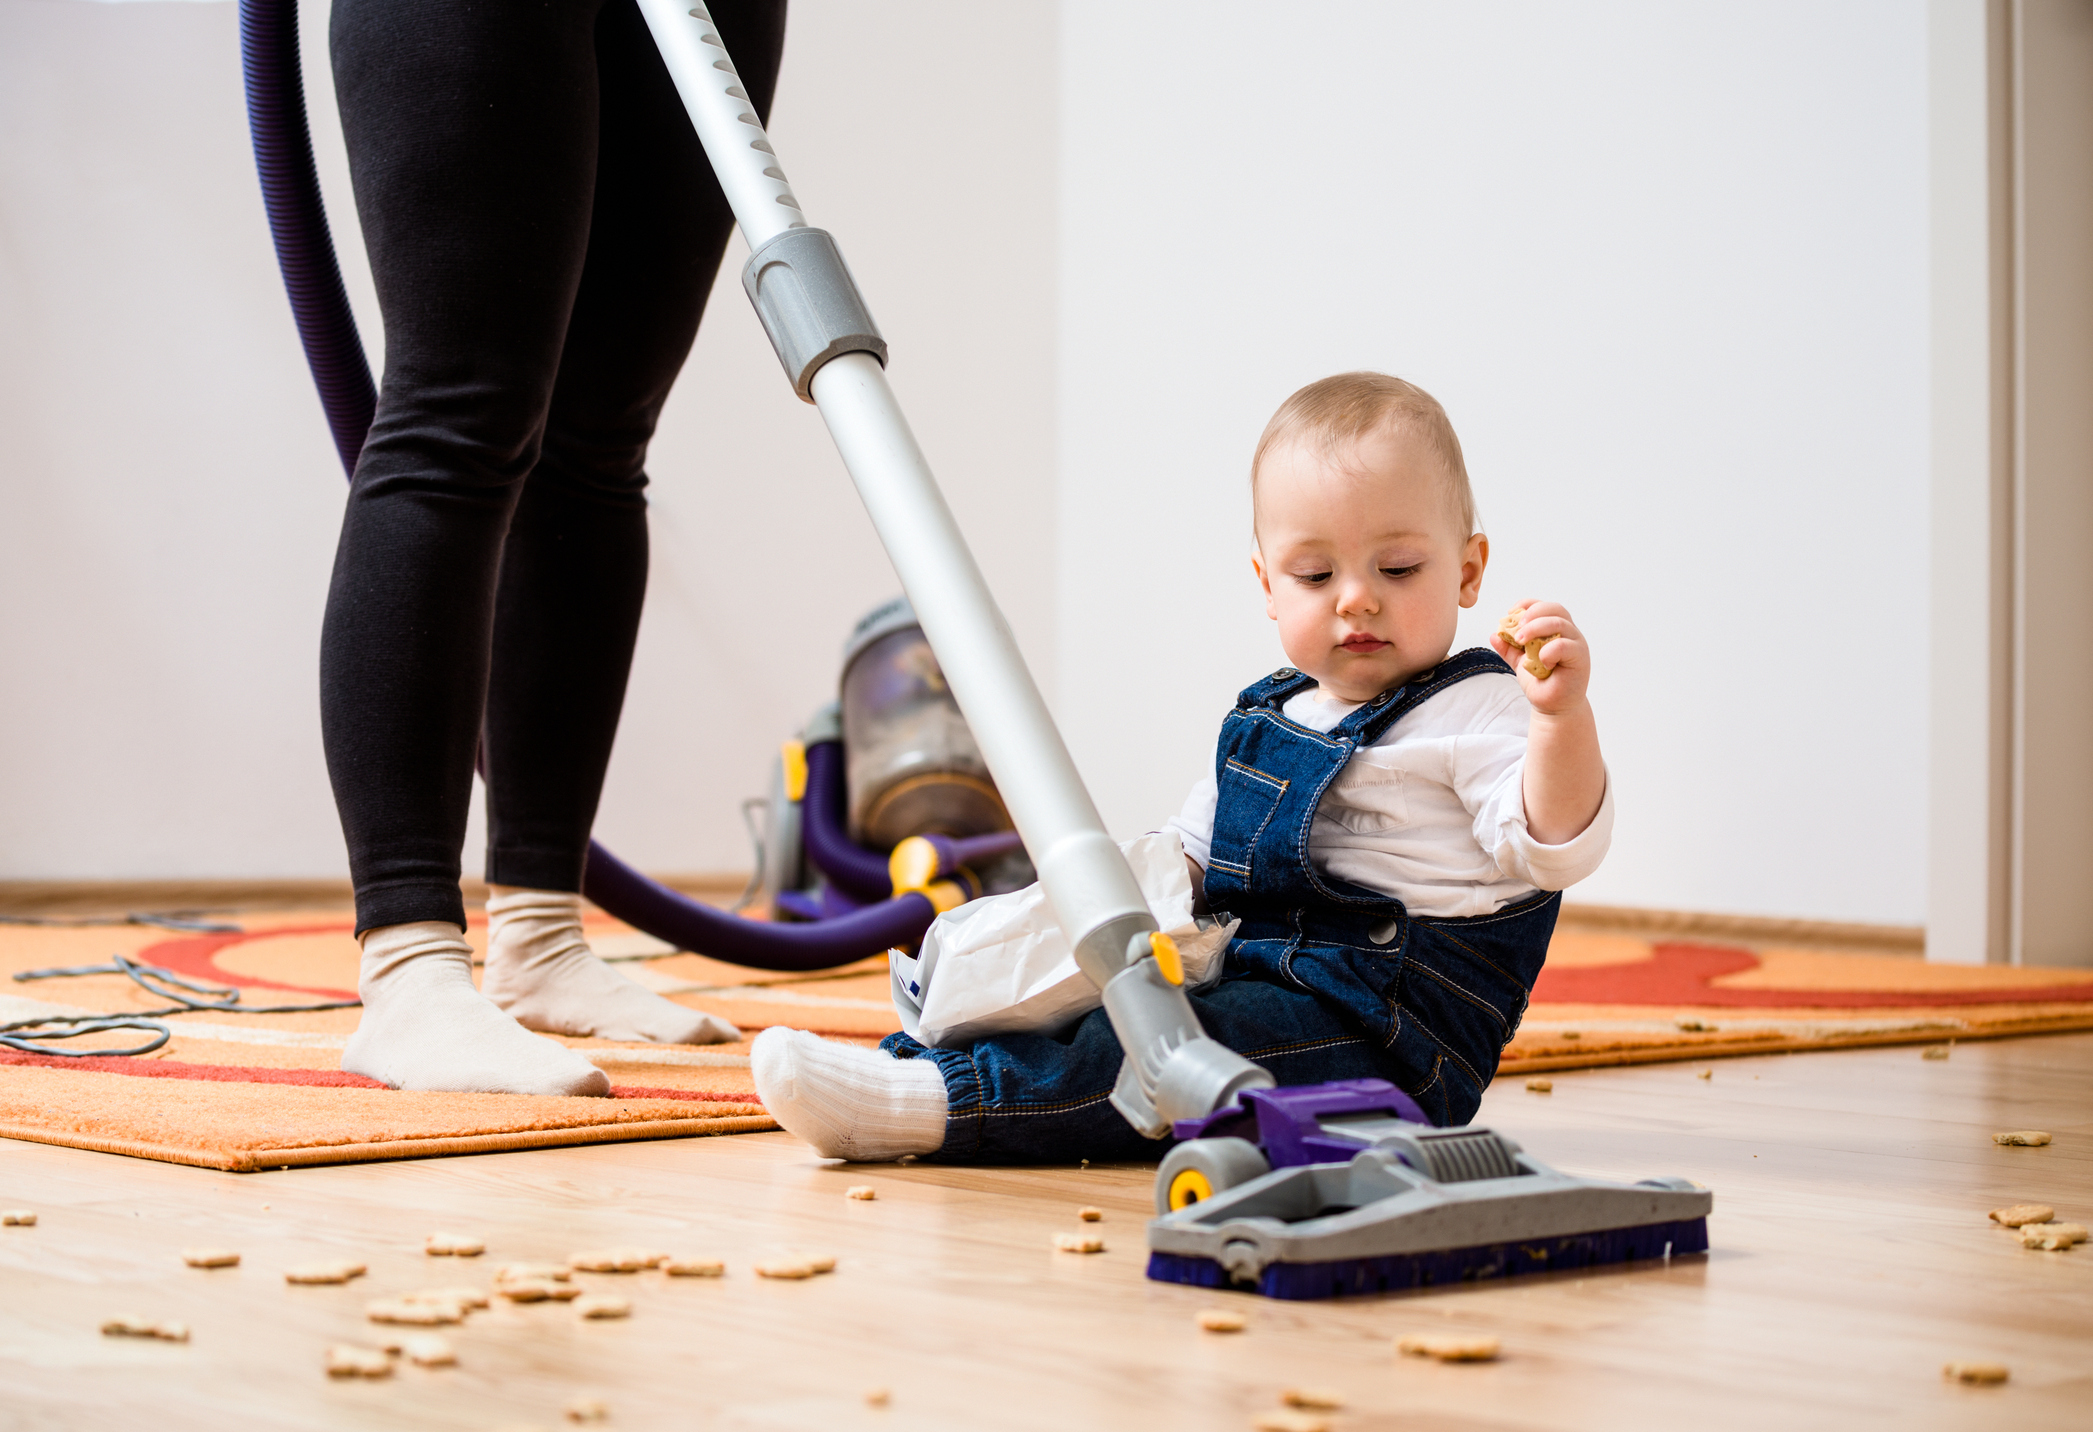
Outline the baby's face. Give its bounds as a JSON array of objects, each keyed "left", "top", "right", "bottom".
[{"left": 1252, "top": 427, "right": 1488, "bottom": 704}]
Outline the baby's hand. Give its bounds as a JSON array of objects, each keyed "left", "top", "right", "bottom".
[{"left": 1491, "top": 600, "right": 1591, "bottom": 716}]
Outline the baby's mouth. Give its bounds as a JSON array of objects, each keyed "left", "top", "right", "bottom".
[{"left": 1339, "top": 634, "right": 1390, "bottom": 655}]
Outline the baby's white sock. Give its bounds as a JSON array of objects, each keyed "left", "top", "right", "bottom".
[
  {"left": 342, "top": 921, "right": 612, "bottom": 1096},
  {"left": 749, "top": 1027, "right": 947, "bottom": 1161},
  {"left": 481, "top": 887, "right": 739, "bottom": 1046}
]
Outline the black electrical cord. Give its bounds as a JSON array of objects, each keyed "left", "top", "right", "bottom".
[{"left": 2, "top": 954, "right": 360, "bottom": 1058}]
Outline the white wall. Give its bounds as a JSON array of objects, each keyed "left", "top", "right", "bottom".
[
  {"left": 2, "top": 1, "right": 1940, "bottom": 931},
  {"left": 0, "top": 0, "right": 1057, "bottom": 879},
  {"left": 1056, "top": 1, "right": 1931, "bottom": 927}
]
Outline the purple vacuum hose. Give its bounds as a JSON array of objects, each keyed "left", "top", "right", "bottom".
[
  {"left": 237, "top": 0, "right": 934, "bottom": 970},
  {"left": 800, "top": 742, "right": 894, "bottom": 901}
]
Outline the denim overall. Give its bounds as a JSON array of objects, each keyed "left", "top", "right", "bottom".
[
  {"left": 1202, "top": 647, "right": 1560, "bottom": 1127},
  {"left": 881, "top": 647, "right": 1558, "bottom": 1162}
]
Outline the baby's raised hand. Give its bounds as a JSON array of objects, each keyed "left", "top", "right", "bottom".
[{"left": 1492, "top": 600, "right": 1590, "bottom": 716}]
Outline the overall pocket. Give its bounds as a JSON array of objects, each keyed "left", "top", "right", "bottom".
[{"left": 1205, "top": 758, "right": 1290, "bottom": 891}]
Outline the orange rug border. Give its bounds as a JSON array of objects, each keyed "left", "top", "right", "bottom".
[{"left": 0, "top": 1111, "right": 777, "bottom": 1173}]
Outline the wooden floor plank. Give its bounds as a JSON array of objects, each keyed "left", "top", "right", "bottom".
[{"left": 3, "top": 1034, "right": 2089, "bottom": 1430}]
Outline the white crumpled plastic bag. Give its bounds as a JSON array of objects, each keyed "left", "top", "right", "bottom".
[{"left": 889, "top": 829, "right": 1238, "bottom": 1049}]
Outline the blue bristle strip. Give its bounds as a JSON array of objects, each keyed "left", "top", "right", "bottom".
[{"left": 1146, "top": 1217, "right": 1707, "bottom": 1301}]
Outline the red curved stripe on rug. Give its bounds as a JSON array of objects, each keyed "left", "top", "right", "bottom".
[
  {"left": 134, "top": 926, "right": 360, "bottom": 1002},
  {"left": 1531, "top": 943, "right": 2093, "bottom": 1007},
  {"left": 0, "top": 1048, "right": 751, "bottom": 1102}
]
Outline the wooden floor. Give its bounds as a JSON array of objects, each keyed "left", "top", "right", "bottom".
[{"left": 4, "top": 1035, "right": 2089, "bottom": 1431}]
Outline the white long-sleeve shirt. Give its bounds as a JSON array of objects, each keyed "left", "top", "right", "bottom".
[{"left": 1164, "top": 671, "right": 1613, "bottom": 919}]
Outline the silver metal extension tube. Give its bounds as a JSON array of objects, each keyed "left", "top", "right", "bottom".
[{"left": 636, "top": 0, "right": 1272, "bottom": 1135}]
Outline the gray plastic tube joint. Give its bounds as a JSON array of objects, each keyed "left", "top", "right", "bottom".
[
  {"left": 741, "top": 227, "right": 888, "bottom": 401},
  {"left": 1099, "top": 932, "right": 1274, "bottom": 1139}
]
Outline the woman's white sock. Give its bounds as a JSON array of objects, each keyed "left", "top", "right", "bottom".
[
  {"left": 342, "top": 920, "right": 612, "bottom": 1096},
  {"left": 749, "top": 1027, "right": 947, "bottom": 1161},
  {"left": 481, "top": 888, "right": 739, "bottom": 1045}
]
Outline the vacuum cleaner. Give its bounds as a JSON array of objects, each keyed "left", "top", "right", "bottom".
[{"left": 238, "top": 0, "right": 1710, "bottom": 1298}]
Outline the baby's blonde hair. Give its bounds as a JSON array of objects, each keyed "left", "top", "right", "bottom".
[{"left": 1250, "top": 372, "right": 1477, "bottom": 538}]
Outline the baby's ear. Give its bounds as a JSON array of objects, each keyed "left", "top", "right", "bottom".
[
  {"left": 1457, "top": 532, "right": 1489, "bottom": 606},
  {"left": 1251, "top": 549, "right": 1277, "bottom": 618}
]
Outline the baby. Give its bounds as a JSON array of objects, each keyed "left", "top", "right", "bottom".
[{"left": 751, "top": 372, "right": 1612, "bottom": 1161}]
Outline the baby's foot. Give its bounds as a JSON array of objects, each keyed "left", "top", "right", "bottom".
[
  {"left": 342, "top": 921, "right": 611, "bottom": 1096},
  {"left": 481, "top": 888, "right": 739, "bottom": 1045},
  {"left": 750, "top": 1027, "right": 946, "bottom": 1161}
]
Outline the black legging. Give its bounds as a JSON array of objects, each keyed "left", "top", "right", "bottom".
[{"left": 321, "top": 0, "right": 787, "bottom": 934}]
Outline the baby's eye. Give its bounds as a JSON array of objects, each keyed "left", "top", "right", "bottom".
[
  {"left": 1379, "top": 564, "right": 1421, "bottom": 579},
  {"left": 1293, "top": 571, "right": 1332, "bottom": 586}
]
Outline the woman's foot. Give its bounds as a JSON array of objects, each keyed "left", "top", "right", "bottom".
[
  {"left": 481, "top": 888, "right": 739, "bottom": 1045},
  {"left": 342, "top": 921, "right": 612, "bottom": 1096},
  {"left": 750, "top": 1027, "right": 947, "bottom": 1160}
]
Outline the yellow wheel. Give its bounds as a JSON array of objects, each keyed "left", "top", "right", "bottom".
[{"left": 1167, "top": 1168, "right": 1215, "bottom": 1210}]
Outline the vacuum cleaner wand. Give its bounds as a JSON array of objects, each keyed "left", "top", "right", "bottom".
[{"left": 637, "top": 1, "right": 1271, "bottom": 1135}]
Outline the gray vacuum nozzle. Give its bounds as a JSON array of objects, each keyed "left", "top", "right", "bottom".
[{"left": 741, "top": 227, "right": 887, "bottom": 401}]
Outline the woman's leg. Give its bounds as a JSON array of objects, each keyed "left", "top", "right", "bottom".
[{"left": 475, "top": 0, "right": 787, "bottom": 1046}]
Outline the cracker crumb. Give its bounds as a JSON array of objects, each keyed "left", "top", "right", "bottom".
[
  {"left": 1696, "top": 1069, "right": 1713, "bottom": 1080},
  {"left": 494, "top": 1262, "right": 572, "bottom": 1284},
  {"left": 1397, "top": 1333, "right": 1500, "bottom": 1362},
  {"left": 496, "top": 1280, "right": 568, "bottom": 1303},
  {"left": 662, "top": 1257, "right": 725, "bottom": 1277},
  {"left": 285, "top": 1259, "right": 367, "bottom": 1285},
  {"left": 574, "top": 1294, "right": 631, "bottom": 1320},
  {"left": 1993, "top": 1131, "right": 2052, "bottom": 1147},
  {"left": 864, "top": 1387, "right": 891, "bottom": 1408},
  {"left": 1923, "top": 1045, "right": 1950, "bottom": 1060},
  {"left": 101, "top": 1315, "right": 189, "bottom": 1343},
  {"left": 1525, "top": 1078, "right": 1553, "bottom": 1094},
  {"left": 753, "top": 1251, "right": 836, "bottom": 1279},
  {"left": 1078, "top": 1206, "right": 1104, "bottom": 1222},
  {"left": 1559, "top": 1030, "right": 1580, "bottom": 1040},
  {"left": 424, "top": 1231, "right": 485, "bottom": 1257},
  {"left": 325, "top": 1344, "right": 392, "bottom": 1378},
  {"left": 1989, "top": 1203, "right": 2055, "bottom": 1227},
  {"left": 366, "top": 1298, "right": 465, "bottom": 1325},
  {"left": 1196, "top": 1308, "right": 1247, "bottom": 1332},
  {"left": 1676, "top": 1019, "right": 1717, "bottom": 1032},
  {"left": 567, "top": 1247, "right": 663, "bottom": 1273},
  {"left": 181, "top": 1248, "right": 240, "bottom": 1269},
  {"left": 2019, "top": 1222, "right": 2087, "bottom": 1251},
  {"left": 380, "top": 1332, "right": 456, "bottom": 1367},
  {"left": 2, "top": 1210, "right": 37, "bottom": 1227},
  {"left": 1054, "top": 1233, "right": 1106, "bottom": 1254},
  {"left": 846, "top": 1185, "right": 877, "bottom": 1201},
  {"left": 1282, "top": 1388, "right": 1346, "bottom": 1410},
  {"left": 1252, "top": 1411, "right": 1330, "bottom": 1432},
  {"left": 1942, "top": 1361, "right": 2009, "bottom": 1385},
  {"left": 564, "top": 1396, "right": 610, "bottom": 1422}
]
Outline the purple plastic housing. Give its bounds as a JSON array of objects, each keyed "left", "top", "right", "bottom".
[{"left": 1172, "top": 1079, "right": 1431, "bottom": 1169}]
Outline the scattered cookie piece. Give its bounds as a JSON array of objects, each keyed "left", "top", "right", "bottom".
[
  {"left": 1943, "top": 1361, "right": 2009, "bottom": 1385},
  {"left": 753, "top": 1256, "right": 823, "bottom": 1280},
  {"left": 325, "top": 1344, "right": 392, "bottom": 1378},
  {"left": 574, "top": 1294, "right": 631, "bottom": 1320},
  {"left": 1525, "top": 1079, "right": 1553, "bottom": 1094},
  {"left": 366, "top": 1298, "right": 464, "bottom": 1326},
  {"left": 1676, "top": 1019, "right": 1717, "bottom": 1033},
  {"left": 494, "top": 1262, "right": 572, "bottom": 1284},
  {"left": 406, "top": 1287, "right": 489, "bottom": 1309},
  {"left": 662, "top": 1257, "right": 725, "bottom": 1277},
  {"left": 424, "top": 1232, "right": 484, "bottom": 1257},
  {"left": 1252, "top": 1411, "right": 1330, "bottom": 1432},
  {"left": 101, "top": 1316, "right": 189, "bottom": 1343},
  {"left": 181, "top": 1248, "right": 240, "bottom": 1269},
  {"left": 285, "top": 1259, "right": 367, "bottom": 1285},
  {"left": 564, "top": 1396, "right": 610, "bottom": 1422},
  {"left": 1559, "top": 1031, "right": 1580, "bottom": 1040},
  {"left": 1282, "top": 1388, "right": 1346, "bottom": 1411},
  {"left": 845, "top": 1185, "right": 877, "bottom": 1201},
  {"left": 1696, "top": 1069, "right": 1713, "bottom": 1080},
  {"left": 568, "top": 1247, "right": 664, "bottom": 1273},
  {"left": 1923, "top": 1045, "right": 1950, "bottom": 1060},
  {"left": 1397, "top": 1333, "right": 1501, "bottom": 1362},
  {"left": 1993, "top": 1131, "right": 2052, "bottom": 1147},
  {"left": 1989, "top": 1203, "right": 2055, "bottom": 1227},
  {"left": 1197, "top": 1308, "right": 1247, "bottom": 1333},
  {"left": 864, "top": 1388, "right": 891, "bottom": 1408},
  {"left": 380, "top": 1332, "right": 456, "bottom": 1367},
  {"left": 3, "top": 1210, "right": 38, "bottom": 1227},
  {"left": 1054, "top": 1233, "right": 1106, "bottom": 1254},
  {"left": 1078, "top": 1206, "right": 1104, "bottom": 1222},
  {"left": 496, "top": 1281, "right": 563, "bottom": 1303},
  {"left": 1496, "top": 607, "right": 1551, "bottom": 679},
  {"left": 2019, "top": 1222, "right": 2087, "bottom": 1250}
]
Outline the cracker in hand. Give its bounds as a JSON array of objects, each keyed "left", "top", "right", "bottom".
[{"left": 1498, "top": 607, "right": 1552, "bottom": 679}]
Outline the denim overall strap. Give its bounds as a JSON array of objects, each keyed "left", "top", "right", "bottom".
[{"left": 1202, "top": 647, "right": 1514, "bottom": 916}]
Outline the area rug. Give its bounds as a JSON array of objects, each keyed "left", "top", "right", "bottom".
[{"left": 4, "top": 906, "right": 2090, "bottom": 1169}]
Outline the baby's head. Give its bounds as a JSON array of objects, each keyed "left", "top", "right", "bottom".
[{"left": 1250, "top": 372, "right": 1488, "bottom": 703}]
